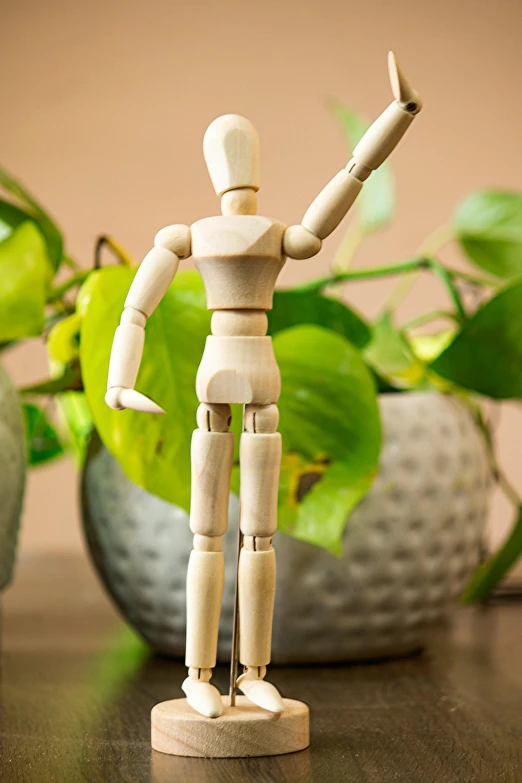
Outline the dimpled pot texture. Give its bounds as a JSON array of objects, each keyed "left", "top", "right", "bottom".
[
  {"left": 82, "top": 392, "right": 490, "bottom": 663},
  {"left": 0, "top": 364, "right": 26, "bottom": 590}
]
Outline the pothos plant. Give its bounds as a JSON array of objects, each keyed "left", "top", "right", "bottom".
[{"left": 2, "top": 102, "right": 522, "bottom": 603}]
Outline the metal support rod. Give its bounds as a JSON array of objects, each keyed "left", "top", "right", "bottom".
[
  {"left": 229, "top": 405, "right": 245, "bottom": 707},
  {"left": 229, "top": 525, "right": 242, "bottom": 706}
]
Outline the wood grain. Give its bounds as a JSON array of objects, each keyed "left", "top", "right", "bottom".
[
  {"left": 203, "top": 114, "right": 260, "bottom": 197},
  {"left": 195, "top": 335, "right": 281, "bottom": 405},
  {"left": 1, "top": 554, "right": 522, "bottom": 782},
  {"left": 151, "top": 696, "right": 309, "bottom": 757},
  {"left": 191, "top": 215, "right": 286, "bottom": 311}
]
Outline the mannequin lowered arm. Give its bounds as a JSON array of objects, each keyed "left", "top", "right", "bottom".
[
  {"left": 105, "top": 224, "right": 191, "bottom": 414},
  {"left": 283, "top": 52, "right": 422, "bottom": 260}
]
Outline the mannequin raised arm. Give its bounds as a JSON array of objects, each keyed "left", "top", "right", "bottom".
[
  {"left": 105, "top": 224, "right": 191, "bottom": 413},
  {"left": 283, "top": 52, "right": 422, "bottom": 260}
]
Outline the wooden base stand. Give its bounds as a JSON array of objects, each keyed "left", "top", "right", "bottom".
[{"left": 151, "top": 696, "right": 310, "bottom": 758}]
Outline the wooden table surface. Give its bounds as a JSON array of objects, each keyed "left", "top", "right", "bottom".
[{"left": 0, "top": 554, "right": 521, "bottom": 783}]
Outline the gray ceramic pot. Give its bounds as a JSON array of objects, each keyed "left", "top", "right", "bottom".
[
  {"left": 82, "top": 391, "right": 490, "bottom": 663},
  {"left": 0, "top": 363, "right": 26, "bottom": 590}
]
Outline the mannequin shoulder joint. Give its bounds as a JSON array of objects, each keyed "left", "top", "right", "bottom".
[
  {"left": 283, "top": 224, "right": 322, "bottom": 260},
  {"left": 154, "top": 224, "right": 191, "bottom": 259}
]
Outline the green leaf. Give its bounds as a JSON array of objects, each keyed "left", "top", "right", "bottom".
[
  {"left": 19, "top": 363, "right": 81, "bottom": 396},
  {"left": 80, "top": 266, "right": 211, "bottom": 511},
  {"left": 454, "top": 190, "right": 522, "bottom": 279},
  {"left": 55, "top": 391, "right": 93, "bottom": 466},
  {"left": 269, "top": 289, "right": 370, "bottom": 348},
  {"left": 431, "top": 280, "right": 522, "bottom": 398},
  {"left": 281, "top": 460, "right": 375, "bottom": 555},
  {"left": 275, "top": 325, "right": 381, "bottom": 464},
  {"left": 22, "top": 402, "right": 64, "bottom": 466},
  {"left": 47, "top": 313, "right": 82, "bottom": 364},
  {"left": 409, "top": 329, "right": 456, "bottom": 363},
  {"left": 0, "top": 198, "right": 34, "bottom": 244},
  {"left": 364, "top": 312, "right": 425, "bottom": 388},
  {"left": 272, "top": 325, "right": 382, "bottom": 553},
  {"left": 0, "top": 167, "right": 63, "bottom": 268},
  {"left": 370, "top": 367, "right": 401, "bottom": 394},
  {"left": 329, "top": 99, "right": 395, "bottom": 233},
  {"left": 0, "top": 222, "right": 50, "bottom": 341},
  {"left": 462, "top": 506, "right": 522, "bottom": 602}
]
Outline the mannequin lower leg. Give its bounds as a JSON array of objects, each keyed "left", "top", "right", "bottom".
[
  {"left": 238, "top": 536, "right": 276, "bottom": 667},
  {"left": 237, "top": 404, "right": 283, "bottom": 712},
  {"left": 185, "top": 537, "right": 225, "bottom": 671},
  {"left": 184, "top": 403, "right": 233, "bottom": 718}
]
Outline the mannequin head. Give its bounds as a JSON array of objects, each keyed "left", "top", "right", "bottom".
[{"left": 203, "top": 114, "right": 260, "bottom": 215}]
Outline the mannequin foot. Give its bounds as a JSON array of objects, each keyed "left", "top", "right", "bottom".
[
  {"left": 236, "top": 667, "right": 284, "bottom": 714},
  {"left": 182, "top": 676, "right": 223, "bottom": 718}
]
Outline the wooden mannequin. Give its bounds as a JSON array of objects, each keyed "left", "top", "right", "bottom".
[{"left": 106, "top": 53, "right": 422, "bottom": 756}]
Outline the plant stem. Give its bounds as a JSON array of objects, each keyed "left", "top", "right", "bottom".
[
  {"left": 18, "top": 364, "right": 82, "bottom": 396},
  {"left": 460, "top": 403, "right": 522, "bottom": 603},
  {"left": 62, "top": 255, "right": 81, "bottom": 272},
  {"left": 48, "top": 271, "right": 89, "bottom": 303},
  {"left": 49, "top": 236, "right": 137, "bottom": 305},
  {"left": 294, "top": 257, "right": 427, "bottom": 294},
  {"left": 475, "top": 406, "right": 521, "bottom": 508},
  {"left": 293, "top": 256, "right": 468, "bottom": 320},
  {"left": 417, "top": 223, "right": 456, "bottom": 257},
  {"left": 428, "top": 259, "right": 467, "bottom": 321},
  {"left": 402, "top": 309, "right": 460, "bottom": 331},
  {"left": 461, "top": 506, "right": 522, "bottom": 603},
  {"left": 443, "top": 266, "right": 498, "bottom": 289},
  {"left": 331, "top": 220, "right": 365, "bottom": 273},
  {"left": 384, "top": 223, "right": 455, "bottom": 310},
  {"left": 95, "top": 235, "right": 136, "bottom": 269}
]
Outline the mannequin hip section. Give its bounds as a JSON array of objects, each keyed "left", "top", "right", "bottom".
[{"left": 196, "top": 335, "right": 280, "bottom": 405}]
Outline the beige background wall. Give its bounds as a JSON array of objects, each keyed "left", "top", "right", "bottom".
[{"left": 1, "top": 0, "right": 521, "bottom": 573}]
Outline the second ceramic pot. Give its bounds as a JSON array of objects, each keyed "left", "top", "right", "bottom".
[{"left": 0, "top": 363, "right": 26, "bottom": 591}]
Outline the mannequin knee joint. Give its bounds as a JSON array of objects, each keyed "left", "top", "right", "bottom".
[
  {"left": 193, "top": 534, "right": 223, "bottom": 551},
  {"left": 244, "top": 404, "right": 279, "bottom": 433},
  {"left": 243, "top": 535, "right": 272, "bottom": 551},
  {"left": 196, "top": 403, "right": 232, "bottom": 432}
]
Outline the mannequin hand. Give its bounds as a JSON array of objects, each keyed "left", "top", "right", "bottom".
[
  {"left": 388, "top": 51, "right": 422, "bottom": 114},
  {"left": 105, "top": 386, "right": 166, "bottom": 415}
]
